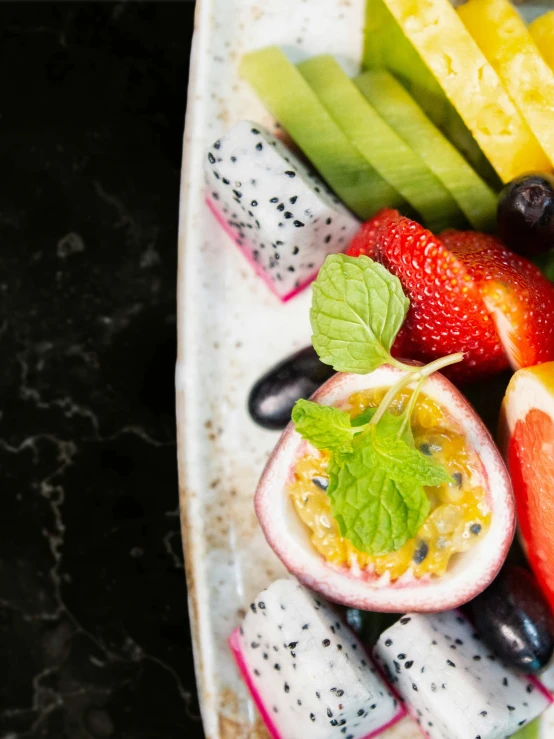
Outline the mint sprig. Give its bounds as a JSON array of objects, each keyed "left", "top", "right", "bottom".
[
  {"left": 311, "top": 254, "right": 409, "bottom": 374},
  {"left": 292, "top": 253, "right": 464, "bottom": 557},
  {"left": 292, "top": 400, "right": 360, "bottom": 454},
  {"left": 369, "top": 413, "right": 451, "bottom": 487}
]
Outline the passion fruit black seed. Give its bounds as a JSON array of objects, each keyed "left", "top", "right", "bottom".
[{"left": 413, "top": 541, "right": 429, "bottom": 564}]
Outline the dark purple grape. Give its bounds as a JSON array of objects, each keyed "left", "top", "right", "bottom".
[
  {"left": 247, "top": 346, "right": 335, "bottom": 431},
  {"left": 497, "top": 173, "right": 554, "bottom": 255},
  {"left": 470, "top": 566, "right": 554, "bottom": 673}
]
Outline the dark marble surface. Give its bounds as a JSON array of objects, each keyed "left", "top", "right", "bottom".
[{"left": 0, "top": 3, "right": 204, "bottom": 737}]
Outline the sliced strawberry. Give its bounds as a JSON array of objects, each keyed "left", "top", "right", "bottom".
[
  {"left": 347, "top": 209, "right": 509, "bottom": 383},
  {"left": 346, "top": 209, "right": 390, "bottom": 258},
  {"left": 440, "top": 230, "right": 554, "bottom": 370}
]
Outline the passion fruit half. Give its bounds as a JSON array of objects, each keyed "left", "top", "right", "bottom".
[{"left": 255, "top": 365, "right": 514, "bottom": 612}]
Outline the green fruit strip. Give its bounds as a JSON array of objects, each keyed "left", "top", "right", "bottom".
[
  {"left": 512, "top": 718, "right": 540, "bottom": 739},
  {"left": 239, "top": 47, "right": 408, "bottom": 220},
  {"left": 356, "top": 69, "right": 498, "bottom": 232},
  {"left": 298, "top": 55, "right": 466, "bottom": 233},
  {"left": 363, "top": 0, "right": 501, "bottom": 191}
]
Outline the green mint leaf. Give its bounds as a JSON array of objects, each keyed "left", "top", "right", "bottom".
[
  {"left": 328, "top": 441, "right": 430, "bottom": 555},
  {"left": 372, "top": 409, "right": 414, "bottom": 446},
  {"left": 310, "top": 254, "right": 410, "bottom": 373},
  {"left": 351, "top": 407, "right": 377, "bottom": 427},
  {"left": 372, "top": 414, "right": 451, "bottom": 487},
  {"left": 326, "top": 413, "right": 451, "bottom": 555},
  {"left": 292, "top": 399, "right": 357, "bottom": 453}
]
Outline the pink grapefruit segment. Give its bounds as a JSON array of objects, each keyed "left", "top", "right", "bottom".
[{"left": 502, "top": 362, "right": 554, "bottom": 614}]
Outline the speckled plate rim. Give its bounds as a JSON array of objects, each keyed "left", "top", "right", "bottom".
[
  {"left": 176, "top": 2, "right": 373, "bottom": 736},
  {"left": 176, "top": 1, "right": 210, "bottom": 732},
  {"left": 176, "top": 1, "right": 214, "bottom": 734},
  {"left": 176, "top": 1, "right": 554, "bottom": 738}
]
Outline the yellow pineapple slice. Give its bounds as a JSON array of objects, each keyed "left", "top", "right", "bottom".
[
  {"left": 378, "top": 0, "right": 549, "bottom": 183},
  {"left": 530, "top": 11, "right": 554, "bottom": 74},
  {"left": 459, "top": 0, "right": 554, "bottom": 170}
]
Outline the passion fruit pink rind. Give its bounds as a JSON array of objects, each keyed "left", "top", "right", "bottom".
[{"left": 255, "top": 365, "right": 515, "bottom": 613}]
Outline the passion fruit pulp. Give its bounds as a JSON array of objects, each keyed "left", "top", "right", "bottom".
[
  {"left": 289, "top": 387, "right": 490, "bottom": 581},
  {"left": 255, "top": 365, "right": 514, "bottom": 612}
]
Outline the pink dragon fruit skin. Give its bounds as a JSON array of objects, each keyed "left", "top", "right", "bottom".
[
  {"left": 229, "top": 579, "right": 405, "bottom": 739},
  {"left": 228, "top": 628, "right": 283, "bottom": 739},
  {"left": 374, "top": 610, "right": 553, "bottom": 739},
  {"left": 204, "top": 121, "right": 359, "bottom": 302}
]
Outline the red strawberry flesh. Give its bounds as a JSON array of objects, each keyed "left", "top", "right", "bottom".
[
  {"left": 440, "top": 230, "right": 554, "bottom": 370},
  {"left": 347, "top": 209, "right": 509, "bottom": 383}
]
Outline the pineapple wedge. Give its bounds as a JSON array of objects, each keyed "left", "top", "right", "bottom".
[
  {"left": 362, "top": 0, "right": 501, "bottom": 190},
  {"left": 373, "top": 0, "right": 550, "bottom": 183},
  {"left": 364, "top": 0, "right": 499, "bottom": 187},
  {"left": 529, "top": 11, "right": 554, "bottom": 75},
  {"left": 459, "top": 0, "right": 554, "bottom": 170}
]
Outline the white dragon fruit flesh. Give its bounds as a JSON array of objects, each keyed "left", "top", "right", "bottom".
[
  {"left": 229, "top": 579, "right": 405, "bottom": 739},
  {"left": 204, "top": 121, "right": 359, "bottom": 301},
  {"left": 374, "top": 611, "right": 552, "bottom": 739}
]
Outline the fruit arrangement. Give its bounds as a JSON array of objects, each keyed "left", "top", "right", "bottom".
[{"left": 202, "top": 1, "right": 554, "bottom": 737}]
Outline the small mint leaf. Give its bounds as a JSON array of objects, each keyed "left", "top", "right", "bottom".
[
  {"left": 310, "top": 254, "right": 409, "bottom": 374},
  {"left": 351, "top": 407, "right": 377, "bottom": 427},
  {"left": 372, "top": 417, "right": 451, "bottom": 487},
  {"left": 373, "top": 409, "right": 413, "bottom": 446},
  {"left": 292, "top": 399, "right": 357, "bottom": 453}
]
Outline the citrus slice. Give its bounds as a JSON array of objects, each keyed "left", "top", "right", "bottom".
[{"left": 501, "top": 362, "right": 554, "bottom": 614}]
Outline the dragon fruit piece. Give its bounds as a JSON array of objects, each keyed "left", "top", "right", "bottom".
[
  {"left": 374, "top": 610, "right": 552, "bottom": 739},
  {"left": 204, "top": 121, "right": 359, "bottom": 301},
  {"left": 229, "top": 578, "right": 405, "bottom": 739}
]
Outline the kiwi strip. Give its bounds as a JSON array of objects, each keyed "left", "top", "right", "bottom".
[
  {"left": 239, "top": 46, "right": 408, "bottom": 220},
  {"left": 298, "top": 55, "right": 465, "bottom": 233},
  {"left": 356, "top": 69, "right": 497, "bottom": 232}
]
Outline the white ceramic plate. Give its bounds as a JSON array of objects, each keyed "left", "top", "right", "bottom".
[{"left": 176, "top": 1, "right": 553, "bottom": 737}]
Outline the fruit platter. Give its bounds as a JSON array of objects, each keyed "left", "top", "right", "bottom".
[{"left": 176, "top": 0, "right": 554, "bottom": 737}]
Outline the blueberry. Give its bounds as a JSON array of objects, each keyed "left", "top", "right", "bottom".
[
  {"left": 497, "top": 173, "right": 554, "bottom": 255},
  {"left": 470, "top": 565, "right": 554, "bottom": 673},
  {"left": 247, "top": 346, "right": 335, "bottom": 430}
]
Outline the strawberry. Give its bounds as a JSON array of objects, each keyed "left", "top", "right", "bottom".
[
  {"left": 440, "top": 230, "right": 554, "bottom": 370},
  {"left": 347, "top": 209, "right": 509, "bottom": 382},
  {"left": 346, "top": 209, "right": 390, "bottom": 258}
]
